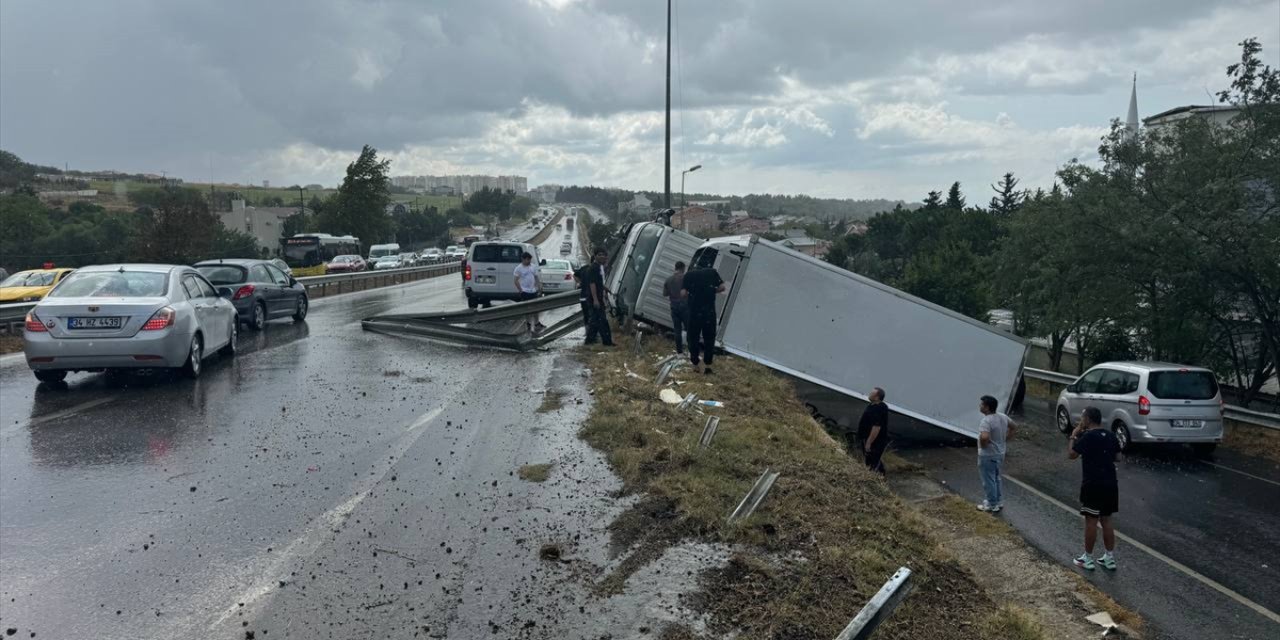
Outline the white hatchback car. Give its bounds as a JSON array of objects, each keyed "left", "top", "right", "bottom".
[
  {"left": 1056, "top": 361, "right": 1224, "bottom": 454},
  {"left": 23, "top": 264, "right": 238, "bottom": 382}
]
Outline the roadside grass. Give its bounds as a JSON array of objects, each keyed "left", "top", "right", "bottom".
[
  {"left": 579, "top": 331, "right": 1032, "bottom": 639},
  {"left": 1223, "top": 421, "right": 1280, "bottom": 465},
  {"left": 981, "top": 605, "right": 1047, "bottom": 640},
  {"left": 537, "top": 390, "right": 565, "bottom": 413},
  {"left": 0, "top": 334, "right": 21, "bottom": 355},
  {"left": 518, "top": 463, "right": 553, "bottom": 482},
  {"left": 1067, "top": 573, "right": 1145, "bottom": 633}
]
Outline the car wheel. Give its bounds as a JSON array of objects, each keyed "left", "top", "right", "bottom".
[
  {"left": 1056, "top": 406, "right": 1073, "bottom": 434},
  {"left": 181, "top": 334, "right": 203, "bottom": 379},
  {"left": 293, "top": 295, "right": 308, "bottom": 322},
  {"left": 467, "top": 296, "right": 479, "bottom": 310},
  {"left": 34, "top": 370, "right": 67, "bottom": 383},
  {"left": 219, "top": 321, "right": 238, "bottom": 357},
  {"left": 250, "top": 301, "right": 266, "bottom": 330},
  {"left": 481, "top": 300, "right": 492, "bottom": 309},
  {"left": 1191, "top": 443, "right": 1218, "bottom": 457},
  {"left": 1113, "top": 421, "right": 1132, "bottom": 452}
]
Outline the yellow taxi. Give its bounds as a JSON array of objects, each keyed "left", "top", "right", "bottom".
[{"left": 0, "top": 268, "right": 76, "bottom": 303}]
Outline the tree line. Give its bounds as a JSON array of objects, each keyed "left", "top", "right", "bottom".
[{"left": 822, "top": 39, "right": 1278, "bottom": 406}]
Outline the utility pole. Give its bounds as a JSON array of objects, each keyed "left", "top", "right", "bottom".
[{"left": 664, "top": 0, "right": 672, "bottom": 209}]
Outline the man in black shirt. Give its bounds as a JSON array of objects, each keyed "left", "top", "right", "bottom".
[
  {"left": 1068, "top": 406, "right": 1120, "bottom": 571},
  {"left": 662, "top": 261, "right": 689, "bottom": 354},
  {"left": 578, "top": 248, "right": 614, "bottom": 347},
  {"left": 854, "top": 387, "right": 889, "bottom": 474},
  {"left": 680, "top": 260, "right": 724, "bottom": 374}
]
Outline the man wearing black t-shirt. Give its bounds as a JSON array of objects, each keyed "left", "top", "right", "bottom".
[
  {"left": 854, "top": 387, "right": 889, "bottom": 474},
  {"left": 680, "top": 262, "right": 724, "bottom": 374},
  {"left": 1068, "top": 406, "right": 1120, "bottom": 571}
]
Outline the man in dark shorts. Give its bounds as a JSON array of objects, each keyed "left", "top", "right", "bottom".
[
  {"left": 579, "top": 248, "right": 614, "bottom": 346},
  {"left": 662, "top": 261, "right": 689, "bottom": 354},
  {"left": 680, "top": 257, "right": 724, "bottom": 374},
  {"left": 1068, "top": 406, "right": 1120, "bottom": 571}
]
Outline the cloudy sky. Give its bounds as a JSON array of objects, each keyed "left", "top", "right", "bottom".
[{"left": 2, "top": 0, "right": 1277, "bottom": 202}]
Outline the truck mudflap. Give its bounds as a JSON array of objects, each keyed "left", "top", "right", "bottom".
[{"left": 361, "top": 290, "right": 584, "bottom": 351}]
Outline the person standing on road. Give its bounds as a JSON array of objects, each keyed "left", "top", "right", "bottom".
[
  {"left": 680, "top": 259, "right": 724, "bottom": 374},
  {"left": 1069, "top": 406, "right": 1120, "bottom": 571},
  {"left": 854, "top": 387, "right": 889, "bottom": 474},
  {"left": 976, "top": 395, "right": 1015, "bottom": 513},
  {"left": 513, "top": 252, "right": 544, "bottom": 333},
  {"left": 663, "top": 261, "right": 689, "bottom": 354},
  {"left": 581, "top": 248, "right": 614, "bottom": 347}
]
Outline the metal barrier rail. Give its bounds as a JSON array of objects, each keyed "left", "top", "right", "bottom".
[
  {"left": 1022, "top": 367, "right": 1280, "bottom": 431},
  {"left": 0, "top": 263, "right": 462, "bottom": 329}
]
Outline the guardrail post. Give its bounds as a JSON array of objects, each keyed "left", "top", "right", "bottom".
[{"left": 833, "top": 567, "right": 914, "bottom": 640}]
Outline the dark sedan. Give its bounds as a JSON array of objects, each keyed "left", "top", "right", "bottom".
[{"left": 195, "top": 259, "right": 308, "bottom": 330}]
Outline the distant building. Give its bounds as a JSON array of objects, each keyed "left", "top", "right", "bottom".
[
  {"left": 530, "top": 184, "right": 561, "bottom": 204},
  {"left": 1143, "top": 104, "right": 1243, "bottom": 130},
  {"left": 725, "top": 217, "right": 771, "bottom": 234},
  {"left": 217, "top": 199, "right": 311, "bottom": 256},
  {"left": 304, "top": 184, "right": 325, "bottom": 191},
  {"left": 672, "top": 206, "right": 719, "bottom": 234},
  {"left": 263, "top": 180, "right": 270, "bottom": 188},
  {"left": 428, "top": 185, "right": 457, "bottom": 196},
  {"left": 728, "top": 210, "right": 749, "bottom": 221},
  {"left": 391, "top": 174, "right": 528, "bottom": 196},
  {"left": 620, "top": 193, "right": 653, "bottom": 219},
  {"left": 781, "top": 235, "right": 831, "bottom": 259}
]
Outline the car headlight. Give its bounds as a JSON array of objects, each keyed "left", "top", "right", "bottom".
[{"left": 22, "top": 296, "right": 40, "bottom": 302}]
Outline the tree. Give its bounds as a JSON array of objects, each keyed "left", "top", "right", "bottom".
[
  {"left": 207, "top": 227, "right": 262, "bottom": 260},
  {"left": 394, "top": 206, "right": 449, "bottom": 248},
  {"left": 316, "top": 145, "right": 392, "bottom": 253},
  {"left": 0, "top": 194, "right": 53, "bottom": 270},
  {"left": 587, "top": 219, "right": 614, "bottom": 252},
  {"left": 989, "top": 172, "right": 1024, "bottom": 216},
  {"left": 921, "top": 190, "right": 942, "bottom": 210},
  {"left": 945, "top": 182, "right": 966, "bottom": 209},
  {"left": 130, "top": 186, "right": 220, "bottom": 264},
  {"left": 282, "top": 211, "right": 310, "bottom": 238}
]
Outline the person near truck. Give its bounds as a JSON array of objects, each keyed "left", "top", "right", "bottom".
[
  {"left": 976, "top": 395, "right": 1015, "bottom": 513},
  {"left": 579, "top": 248, "right": 614, "bottom": 346},
  {"left": 680, "top": 259, "right": 724, "bottom": 374},
  {"left": 663, "top": 261, "right": 690, "bottom": 354},
  {"left": 1069, "top": 406, "right": 1120, "bottom": 571},
  {"left": 855, "top": 387, "right": 889, "bottom": 474},
  {"left": 513, "top": 252, "right": 544, "bottom": 333}
]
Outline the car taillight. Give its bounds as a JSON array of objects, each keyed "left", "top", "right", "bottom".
[
  {"left": 1138, "top": 395, "right": 1151, "bottom": 415},
  {"left": 463, "top": 261, "right": 471, "bottom": 281},
  {"left": 142, "top": 307, "right": 176, "bottom": 331},
  {"left": 232, "top": 285, "right": 255, "bottom": 300},
  {"left": 564, "top": 273, "right": 573, "bottom": 280},
  {"left": 24, "top": 312, "right": 47, "bottom": 332}
]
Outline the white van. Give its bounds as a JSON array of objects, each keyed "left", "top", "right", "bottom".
[
  {"left": 368, "top": 243, "right": 401, "bottom": 262},
  {"left": 462, "top": 241, "right": 541, "bottom": 309}
]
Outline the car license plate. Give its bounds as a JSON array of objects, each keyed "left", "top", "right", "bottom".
[
  {"left": 1171, "top": 419, "right": 1204, "bottom": 429},
  {"left": 67, "top": 316, "right": 123, "bottom": 329},
  {"left": 478, "top": 275, "right": 495, "bottom": 284}
]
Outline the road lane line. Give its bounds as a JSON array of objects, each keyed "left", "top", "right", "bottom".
[
  {"left": 1198, "top": 460, "right": 1280, "bottom": 488},
  {"left": 1003, "top": 473, "right": 1280, "bottom": 625},
  {"left": 1, "top": 397, "right": 118, "bottom": 439},
  {"left": 407, "top": 406, "right": 445, "bottom": 431}
]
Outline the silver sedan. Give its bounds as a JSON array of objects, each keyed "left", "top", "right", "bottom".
[{"left": 23, "top": 264, "right": 239, "bottom": 383}]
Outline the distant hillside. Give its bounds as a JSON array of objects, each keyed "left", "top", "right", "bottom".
[{"left": 556, "top": 185, "right": 911, "bottom": 221}]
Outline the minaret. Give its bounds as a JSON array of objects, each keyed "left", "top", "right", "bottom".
[{"left": 1125, "top": 73, "right": 1139, "bottom": 137}]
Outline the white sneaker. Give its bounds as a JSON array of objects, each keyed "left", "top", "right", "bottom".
[{"left": 977, "top": 501, "right": 994, "bottom": 512}]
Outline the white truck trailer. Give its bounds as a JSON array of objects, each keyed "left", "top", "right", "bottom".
[{"left": 608, "top": 222, "right": 1027, "bottom": 439}]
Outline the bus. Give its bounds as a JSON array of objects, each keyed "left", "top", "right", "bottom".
[{"left": 282, "top": 233, "right": 362, "bottom": 268}]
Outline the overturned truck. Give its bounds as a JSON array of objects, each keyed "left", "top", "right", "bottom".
[{"left": 608, "top": 222, "right": 1028, "bottom": 441}]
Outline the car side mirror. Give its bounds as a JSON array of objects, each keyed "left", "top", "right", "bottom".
[
  {"left": 1066, "top": 383, "right": 1077, "bottom": 393},
  {"left": 539, "top": 259, "right": 547, "bottom": 266},
  {"left": 218, "top": 287, "right": 234, "bottom": 299}
]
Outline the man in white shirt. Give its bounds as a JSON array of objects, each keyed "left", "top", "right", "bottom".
[
  {"left": 513, "top": 252, "right": 543, "bottom": 333},
  {"left": 976, "top": 394, "right": 1016, "bottom": 513}
]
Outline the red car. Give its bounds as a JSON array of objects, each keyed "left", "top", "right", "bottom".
[{"left": 326, "top": 255, "right": 366, "bottom": 273}]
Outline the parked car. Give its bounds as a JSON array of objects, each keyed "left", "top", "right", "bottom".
[
  {"left": 538, "top": 259, "right": 576, "bottom": 293},
  {"left": 373, "top": 256, "right": 403, "bottom": 270},
  {"left": 398, "top": 252, "right": 419, "bottom": 266},
  {"left": 195, "top": 259, "right": 308, "bottom": 330},
  {"left": 421, "top": 248, "right": 444, "bottom": 262},
  {"left": 1056, "top": 362, "right": 1224, "bottom": 454},
  {"left": 269, "top": 258, "right": 292, "bottom": 276},
  {"left": 326, "top": 255, "right": 366, "bottom": 273},
  {"left": 0, "top": 267, "right": 76, "bottom": 303},
  {"left": 559, "top": 242, "right": 573, "bottom": 256},
  {"left": 445, "top": 246, "right": 466, "bottom": 260},
  {"left": 462, "top": 241, "right": 541, "bottom": 308},
  {"left": 22, "top": 264, "right": 238, "bottom": 382}
]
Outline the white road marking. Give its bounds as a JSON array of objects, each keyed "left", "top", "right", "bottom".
[
  {"left": 208, "top": 402, "right": 451, "bottom": 631},
  {"left": 1198, "top": 460, "right": 1280, "bottom": 488},
  {"left": 1003, "top": 473, "right": 1280, "bottom": 625},
  {"left": 1, "top": 397, "right": 117, "bottom": 439}
]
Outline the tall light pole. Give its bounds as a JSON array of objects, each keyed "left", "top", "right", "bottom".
[
  {"left": 680, "top": 164, "right": 701, "bottom": 209},
  {"left": 664, "top": 0, "right": 672, "bottom": 209}
]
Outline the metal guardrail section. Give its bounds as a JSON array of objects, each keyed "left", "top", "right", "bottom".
[
  {"left": 833, "top": 567, "right": 914, "bottom": 640},
  {"left": 1022, "top": 367, "right": 1279, "bottom": 431},
  {"left": 360, "top": 290, "right": 584, "bottom": 351},
  {"left": 0, "top": 263, "right": 461, "bottom": 327}
]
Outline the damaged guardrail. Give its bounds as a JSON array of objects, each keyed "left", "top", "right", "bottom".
[
  {"left": 360, "top": 290, "right": 584, "bottom": 351},
  {"left": 833, "top": 567, "right": 914, "bottom": 640}
]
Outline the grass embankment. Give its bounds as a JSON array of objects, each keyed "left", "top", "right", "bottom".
[
  {"left": 579, "top": 332, "right": 1043, "bottom": 639},
  {"left": 0, "top": 334, "right": 22, "bottom": 354}
]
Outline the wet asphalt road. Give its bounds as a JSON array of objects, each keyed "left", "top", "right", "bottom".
[
  {"left": 898, "top": 402, "right": 1280, "bottom": 640},
  {"left": 0, "top": 215, "right": 675, "bottom": 639}
]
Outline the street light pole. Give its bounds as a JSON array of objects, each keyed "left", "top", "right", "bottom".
[
  {"left": 664, "top": 0, "right": 672, "bottom": 209},
  {"left": 680, "top": 164, "right": 701, "bottom": 208}
]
